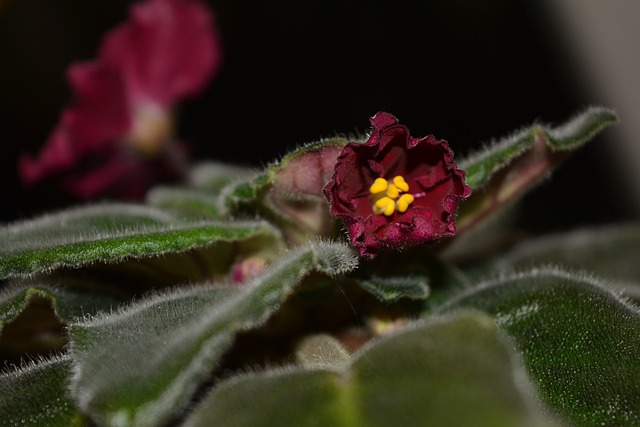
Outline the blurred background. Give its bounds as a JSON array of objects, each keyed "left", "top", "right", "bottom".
[{"left": 0, "top": 0, "right": 637, "bottom": 233}]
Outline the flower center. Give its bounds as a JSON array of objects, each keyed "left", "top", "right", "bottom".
[
  {"left": 369, "top": 175, "right": 415, "bottom": 216},
  {"left": 126, "top": 104, "right": 173, "bottom": 157}
]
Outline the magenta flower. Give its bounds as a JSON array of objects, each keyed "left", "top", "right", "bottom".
[
  {"left": 19, "top": 0, "right": 221, "bottom": 200},
  {"left": 323, "top": 112, "right": 471, "bottom": 259}
]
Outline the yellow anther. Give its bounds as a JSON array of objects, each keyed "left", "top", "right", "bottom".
[
  {"left": 393, "top": 176, "right": 409, "bottom": 192},
  {"left": 374, "top": 197, "right": 396, "bottom": 216},
  {"left": 386, "top": 183, "right": 399, "bottom": 199},
  {"left": 369, "top": 175, "right": 413, "bottom": 216},
  {"left": 383, "top": 200, "right": 396, "bottom": 216},
  {"left": 369, "top": 178, "right": 388, "bottom": 194},
  {"left": 375, "top": 196, "right": 393, "bottom": 209},
  {"left": 396, "top": 193, "right": 415, "bottom": 213}
]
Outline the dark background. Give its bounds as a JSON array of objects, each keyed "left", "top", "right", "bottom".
[{"left": 0, "top": 0, "right": 634, "bottom": 232}]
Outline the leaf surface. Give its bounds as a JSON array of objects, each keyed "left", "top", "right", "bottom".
[
  {"left": 189, "top": 161, "right": 259, "bottom": 193},
  {"left": 455, "top": 106, "right": 617, "bottom": 236},
  {"left": 438, "top": 268, "right": 640, "bottom": 426},
  {"left": 68, "top": 241, "right": 358, "bottom": 427},
  {"left": 145, "top": 186, "right": 222, "bottom": 218},
  {"left": 0, "top": 283, "right": 120, "bottom": 361},
  {"left": 0, "top": 355, "right": 85, "bottom": 426},
  {"left": 0, "top": 203, "right": 282, "bottom": 280},
  {"left": 183, "top": 312, "right": 558, "bottom": 427},
  {"left": 1, "top": 282, "right": 120, "bottom": 326},
  {"left": 493, "top": 222, "right": 640, "bottom": 292},
  {"left": 358, "top": 274, "right": 430, "bottom": 302}
]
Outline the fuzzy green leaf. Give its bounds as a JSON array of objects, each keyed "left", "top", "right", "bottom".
[
  {"left": 438, "top": 268, "right": 640, "bottom": 426},
  {"left": 145, "top": 186, "right": 222, "bottom": 218},
  {"left": 0, "top": 203, "right": 282, "bottom": 280},
  {"left": 358, "top": 274, "right": 430, "bottom": 302},
  {"left": 358, "top": 251, "right": 471, "bottom": 311},
  {"left": 1, "top": 282, "right": 120, "bottom": 326},
  {"left": 68, "top": 241, "right": 358, "bottom": 427},
  {"left": 0, "top": 355, "right": 86, "bottom": 426},
  {"left": 0, "top": 282, "right": 120, "bottom": 361},
  {"left": 147, "top": 161, "right": 261, "bottom": 219},
  {"left": 493, "top": 222, "right": 640, "bottom": 294},
  {"left": 183, "top": 312, "right": 558, "bottom": 427},
  {"left": 460, "top": 106, "right": 617, "bottom": 189},
  {"left": 455, "top": 106, "right": 617, "bottom": 236},
  {"left": 189, "top": 161, "right": 259, "bottom": 193}
]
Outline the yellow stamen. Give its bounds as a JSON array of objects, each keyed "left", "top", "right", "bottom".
[
  {"left": 396, "top": 194, "right": 415, "bottom": 213},
  {"left": 368, "top": 175, "right": 415, "bottom": 216},
  {"left": 373, "top": 197, "right": 396, "bottom": 216},
  {"left": 393, "top": 176, "right": 409, "bottom": 192},
  {"left": 375, "top": 196, "right": 393, "bottom": 209},
  {"left": 386, "top": 183, "right": 399, "bottom": 199},
  {"left": 369, "top": 177, "right": 388, "bottom": 194},
  {"left": 383, "top": 200, "right": 396, "bottom": 216}
]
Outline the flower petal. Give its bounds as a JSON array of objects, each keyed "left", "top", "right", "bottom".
[
  {"left": 324, "top": 112, "right": 471, "bottom": 258},
  {"left": 19, "top": 0, "right": 221, "bottom": 201},
  {"left": 65, "top": 62, "right": 132, "bottom": 152},
  {"left": 100, "top": 0, "right": 222, "bottom": 107}
]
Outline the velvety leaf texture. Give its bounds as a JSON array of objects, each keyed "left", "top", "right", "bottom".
[
  {"left": 459, "top": 106, "right": 617, "bottom": 190},
  {"left": 0, "top": 282, "right": 122, "bottom": 363},
  {"left": 455, "top": 106, "right": 617, "bottom": 235},
  {"left": 358, "top": 274, "right": 430, "bottom": 302},
  {"left": 493, "top": 222, "right": 640, "bottom": 289},
  {"left": 0, "top": 282, "right": 120, "bottom": 326},
  {"left": 0, "top": 355, "right": 83, "bottom": 426},
  {"left": 145, "top": 186, "right": 222, "bottom": 218},
  {"left": 0, "top": 203, "right": 281, "bottom": 279},
  {"left": 183, "top": 312, "right": 558, "bottom": 427},
  {"left": 438, "top": 267, "right": 640, "bottom": 426},
  {"left": 68, "top": 241, "right": 358, "bottom": 427},
  {"left": 188, "top": 161, "right": 259, "bottom": 193}
]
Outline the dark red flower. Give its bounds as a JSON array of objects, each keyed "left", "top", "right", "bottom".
[
  {"left": 323, "top": 112, "right": 471, "bottom": 259},
  {"left": 19, "top": 0, "right": 221, "bottom": 200}
]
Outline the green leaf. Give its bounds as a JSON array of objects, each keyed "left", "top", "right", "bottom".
[
  {"left": 438, "top": 267, "right": 640, "bottom": 426},
  {"left": 1, "top": 282, "right": 120, "bottom": 325},
  {"left": 68, "top": 241, "right": 358, "bottom": 427},
  {"left": 147, "top": 161, "right": 261, "bottom": 219},
  {"left": 357, "top": 251, "right": 471, "bottom": 311},
  {"left": 493, "top": 222, "right": 640, "bottom": 295},
  {"left": 0, "top": 203, "right": 283, "bottom": 280},
  {"left": 455, "top": 106, "right": 617, "bottom": 236},
  {"left": 0, "top": 355, "right": 86, "bottom": 426},
  {"left": 0, "top": 283, "right": 120, "bottom": 361},
  {"left": 145, "top": 186, "right": 222, "bottom": 218},
  {"left": 358, "top": 274, "right": 430, "bottom": 302},
  {"left": 183, "top": 312, "right": 559, "bottom": 427},
  {"left": 189, "top": 161, "right": 259, "bottom": 193}
]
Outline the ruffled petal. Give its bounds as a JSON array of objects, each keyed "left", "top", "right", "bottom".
[{"left": 324, "top": 112, "right": 471, "bottom": 259}]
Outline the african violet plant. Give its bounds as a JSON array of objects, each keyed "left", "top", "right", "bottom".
[{"left": 0, "top": 1, "right": 636, "bottom": 427}]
